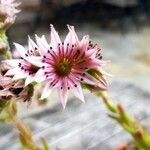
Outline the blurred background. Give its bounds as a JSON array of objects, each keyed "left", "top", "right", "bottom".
[{"left": 1, "top": 0, "right": 150, "bottom": 149}]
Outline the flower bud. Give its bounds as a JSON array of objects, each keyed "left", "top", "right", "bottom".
[{"left": 0, "top": 40, "right": 8, "bottom": 54}]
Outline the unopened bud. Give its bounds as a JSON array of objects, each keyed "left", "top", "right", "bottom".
[
  {"left": 135, "top": 129, "right": 144, "bottom": 139},
  {"left": 0, "top": 41, "right": 7, "bottom": 54},
  {"left": 117, "top": 104, "right": 124, "bottom": 114},
  {"left": 116, "top": 144, "right": 126, "bottom": 150}
]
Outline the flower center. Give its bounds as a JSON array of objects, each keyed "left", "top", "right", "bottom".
[
  {"left": 19, "top": 61, "right": 39, "bottom": 75},
  {"left": 55, "top": 58, "right": 72, "bottom": 77}
]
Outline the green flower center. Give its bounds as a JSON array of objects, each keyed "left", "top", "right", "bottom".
[{"left": 55, "top": 58, "right": 72, "bottom": 77}]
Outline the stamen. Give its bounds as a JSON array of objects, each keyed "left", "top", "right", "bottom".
[
  {"left": 82, "top": 73, "right": 85, "bottom": 76},
  {"left": 74, "top": 84, "right": 77, "bottom": 87},
  {"left": 18, "top": 63, "right": 21, "bottom": 67},
  {"left": 99, "top": 56, "right": 102, "bottom": 59}
]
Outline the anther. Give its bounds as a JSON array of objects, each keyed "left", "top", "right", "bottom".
[
  {"left": 50, "top": 47, "right": 52, "bottom": 49},
  {"left": 68, "top": 87, "right": 70, "bottom": 90},
  {"left": 77, "top": 49, "right": 80, "bottom": 53},
  {"left": 80, "top": 78, "right": 84, "bottom": 81},
  {"left": 67, "top": 43, "right": 69, "bottom": 46},
  {"left": 74, "top": 84, "right": 77, "bottom": 87},
  {"left": 99, "top": 56, "right": 102, "bottom": 59}
]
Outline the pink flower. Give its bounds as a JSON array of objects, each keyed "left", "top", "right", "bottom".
[
  {"left": 0, "top": 0, "right": 20, "bottom": 29},
  {"left": 35, "top": 25, "right": 108, "bottom": 108},
  {"left": 4, "top": 36, "right": 45, "bottom": 86}
]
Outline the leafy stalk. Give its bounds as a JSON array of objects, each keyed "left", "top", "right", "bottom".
[{"left": 99, "top": 91, "right": 150, "bottom": 150}]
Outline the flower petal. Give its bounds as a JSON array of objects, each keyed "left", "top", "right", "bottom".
[
  {"left": 72, "top": 84, "right": 85, "bottom": 102},
  {"left": 25, "top": 76, "right": 34, "bottom": 86},
  {"left": 41, "top": 82, "right": 52, "bottom": 99},
  {"left": 14, "top": 43, "right": 27, "bottom": 58},
  {"left": 50, "top": 24, "right": 61, "bottom": 49}
]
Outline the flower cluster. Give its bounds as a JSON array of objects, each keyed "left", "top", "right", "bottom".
[
  {"left": 5, "top": 25, "right": 108, "bottom": 108},
  {"left": 0, "top": 0, "right": 20, "bottom": 30}
]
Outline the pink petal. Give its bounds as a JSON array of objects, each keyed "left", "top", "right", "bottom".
[
  {"left": 50, "top": 24, "right": 61, "bottom": 49},
  {"left": 25, "top": 76, "right": 34, "bottom": 86},
  {"left": 72, "top": 84, "right": 85, "bottom": 102},
  {"left": 79, "top": 35, "right": 89, "bottom": 52},
  {"left": 41, "top": 82, "right": 52, "bottom": 99},
  {"left": 14, "top": 43, "right": 27, "bottom": 58},
  {"left": 58, "top": 87, "right": 68, "bottom": 109},
  {"left": 34, "top": 69, "right": 46, "bottom": 83},
  {"left": 35, "top": 35, "right": 49, "bottom": 54},
  {"left": 13, "top": 72, "right": 27, "bottom": 80},
  {"left": 28, "top": 36, "right": 38, "bottom": 51},
  {"left": 5, "top": 68, "right": 20, "bottom": 76},
  {"left": 58, "top": 78, "right": 68, "bottom": 108},
  {"left": 26, "top": 56, "right": 44, "bottom": 67},
  {"left": 4, "top": 59, "right": 22, "bottom": 67}
]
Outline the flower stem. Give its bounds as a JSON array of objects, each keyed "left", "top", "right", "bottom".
[
  {"left": 0, "top": 29, "right": 12, "bottom": 59},
  {"left": 100, "top": 91, "right": 150, "bottom": 150},
  {"left": 5, "top": 100, "right": 49, "bottom": 150}
]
